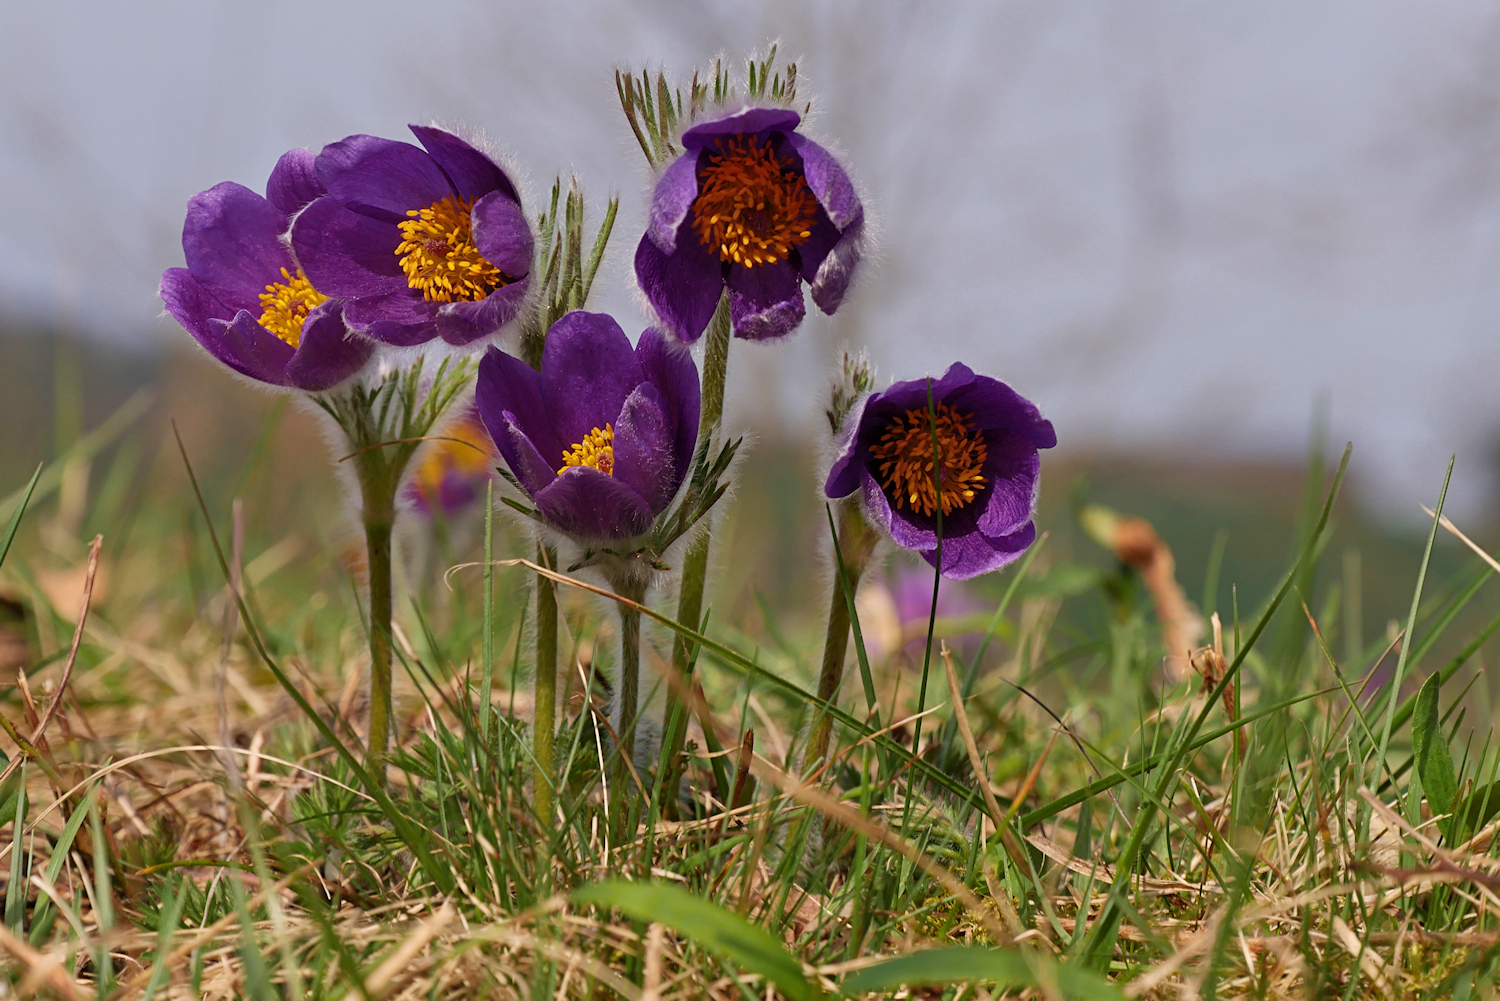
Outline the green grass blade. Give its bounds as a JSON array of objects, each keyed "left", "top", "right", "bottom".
[
  {"left": 139, "top": 877, "right": 189, "bottom": 1001},
  {"left": 0, "top": 388, "right": 152, "bottom": 526},
  {"left": 0, "top": 463, "right": 42, "bottom": 571},
  {"left": 1371, "top": 457, "right": 1454, "bottom": 807},
  {"left": 5, "top": 763, "right": 26, "bottom": 933},
  {"left": 28, "top": 782, "right": 98, "bottom": 946},
  {"left": 841, "top": 947, "right": 1124, "bottom": 999},
  {"left": 1081, "top": 444, "right": 1351, "bottom": 966},
  {"left": 172, "top": 424, "right": 455, "bottom": 894},
  {"left": 1022, "top": 684, "right": 1335, "bottom": 827},
  {"left": 573, "top": 880, "right": 820, "bottom": 1001},
  {"left": 1411, "top": 672, "right": 1459, "bottom": 825}
]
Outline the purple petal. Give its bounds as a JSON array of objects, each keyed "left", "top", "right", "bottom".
[
  {"left": 220, "top": 311, "right": 298, "bottom": 386},
  {"left": 871, "top": 365, "right": 992, "bottom": 426},
  {"left": 634, "top": 233, "right": 724, "bottom": 345},
  {"left": 794, "top": 210, "right": 842, "bottom": 282},
  {"left": 975, "top": 430, "right": 1042, "bottom": 538},
  {"left": 633, "top": 328, "right": 701, "bottom": 480},
  {"left": 681, "top": 107, "right": 801, "bottom": 150},
  {"left": 491, "top": 409, "right": 559, "bottom": 496},
  {"left": 953, "top": 371, "right": 1058, "bottom": 449},
  {"left": 918, "top": 522, "right": 1037, "bottom": 581},
  {"left": 409, "top": 125, "right": 520, "bottom": 204},
  {"left": 823, "top": 396, "right": 870, "bottom": 499},
  {"left": 477, "top": 345, "right": 565, "bottom": 488},
  {"left": 161, "top": 268, "right": 246, "bottom": 373},
  {"left": 471, "top": 190, "right": 532, "bottom": 277},
  {"left": 266, "top": 149, "right": 326, "bottom": 215},
  {"left": 292, "top": 196, "right": 404, "bottom": 298},
  {"left": 611, "top": 384, "right": 676, "bottom": 514},
  {"left": 435, "top": 278, "right": 530, "bottom": 346},
  {"left": 645, "top": 152, "right": 699, "bottom": 254},
  {"left": 283, "top": 301, "right": 372, "bottom": 391},
  {"left": 540, "top": 312, "right": 644, "bottom": 450},
  {"left": 534, "top": 467, "right": 654, "bottom": 541},
  {"left": 316, "top": 134, "right": 451, "bottom": 224},
  {"left": 786, "top": 133, "right": 862, "bottom": 230},
  {"left": 343, "top": 290, "right": 438, "bottom": 346},
  {"left": 807, "top": 216, "right": 863, "bottom": 316},
  {"left": 182, "top": 182, "right": 293, "bottom": 309},
  {"left": 726, "top": 261, "right": 804, "bottom": 341}
]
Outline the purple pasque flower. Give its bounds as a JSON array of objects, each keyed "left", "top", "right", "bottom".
[
  {"left": 160, "top": 150, "right": 373, "bottom": 392},
  {"left": 406, "top": 410, "right": 496, "bottom": 517},
  {"left": 291, "top": 126, "right": 532, "bottom": 348},
  {"left": 825, "top": 363, "right": 1056, "bottom": 580},
  {"left": 635, "top": 107, "right": 863, "bottom": 345},
  {"left": 475, "top": 311, "right": 700, "bottom": 543}
]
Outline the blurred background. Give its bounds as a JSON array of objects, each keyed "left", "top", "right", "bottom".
[{"left": 4, "top": 0, "right": 1500, "bottom": 706}]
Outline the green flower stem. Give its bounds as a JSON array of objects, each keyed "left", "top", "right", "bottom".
[
  {"left": 807, "top": 501, "right": 879, "bottom": 768},
  {"left": 533, "top": 542, "right": 559, "bottom": 828},
  {"left": 613, "top": 576, "right": 648, "bottom": 832},
  {"left": 356, "top": 464, "right": 399, "bottom": 781},
  {"left": 661, "top": 297, "right": 731, "bottom": 813},
  {"left": 321, "top": 356, "right": 473, "bottom": 781},
  {"left": 479, "top": 481, "right": 495, "bottom": 742}
]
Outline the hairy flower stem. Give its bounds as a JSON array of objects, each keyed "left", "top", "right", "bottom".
[
  {"left": 613, "top": 577, "right": 648, "bottom": 835},
  {"left": 319, "top": 356, "right": 473, "bottom": 781},
  {"left": 533, "top": 543, "right": 559, "bottom": 828},
  {"left": 807, "top": 502, "right": 880, "bottom": 769},
  {"left": 358, "top": 474, "right": 398, "bottom": 782},
  {"left": 661, "top": 297, "right": 731, "bottom": 815}
]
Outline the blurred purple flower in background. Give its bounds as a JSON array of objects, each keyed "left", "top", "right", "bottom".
[
  {"left": 159, "top": 150, "right": 372, "bottom": 391},
  {"left": 826, "top": 363, "right": 1056, "bottom": 580},
  {"left": 635, "top": 107, "right": 863, "bottom": 344},
  {"left": 859, "top": 563, "right": 981, "bottom": 664},
  {"left": 475, "top": 311, "right": 700, "bottom": 543},
  {"left": 406, "top": 410, "right": 497, "bottom": 517},
  {"left": 292, "top": 126, "right": 532, "bottom": 347}
]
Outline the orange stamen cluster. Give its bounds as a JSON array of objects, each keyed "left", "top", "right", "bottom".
[
  {"left": 257, "top": 267, "right": 328, "bottom": 348},
  {"left": 396, "top": 194, "right": 508, "bottom": 302},
  {"left": 558, "top": 424, "right": 615, "bottom": 477},
  {"left": 690, "top": 135, "right": 818, "bottom": 267},
  {"left": 869, "top": 402, "right": 988, "bottom": 517}
]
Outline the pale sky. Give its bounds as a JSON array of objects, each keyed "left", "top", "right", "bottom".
[{"left": 4, "top": 0, "right": 1500, "bottom": 520}]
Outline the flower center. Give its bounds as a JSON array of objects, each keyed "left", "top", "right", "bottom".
[
  {"left": 257, "top": 267, "right": 328, "bottom": 348},
  {"left": 396, "top": 194, "right": 509, "bottom": 303},
  {"left": 558, "top": 424, "right": 615, "bottom": 477},
  {"left": 690, "top": 135, "right": 818, "bottom": 268},
  {"left": 869, "top": 402, "right": 988, "bottom": 518}
]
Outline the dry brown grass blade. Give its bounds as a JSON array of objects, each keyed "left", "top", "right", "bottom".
[
  {"left": 0, "top": 922, "right": 88, "bottom": 1000},
  {"left": 747, "top": 750, "right": 1012, "bottom": 945},
  {"left": 641, "top": 921, "right": 667, "bottom": 1001},
  {"left": 1423, "top": 505, "right": 1500, "bottom": 575},
  {"left": 0, "top": 744, "right": 371, "bottom": 866},
  {"left": 0, "top": 533, "right": 100, "bottom": 787},
  {"left": 338, "top": 900, "right": 456, "bottom": 1001},
  {"left": 941, "top": 644, "right": 1003, "bottom": 831},
  {"left": 940, "top": 643, "right": 1028, "bottom": 940}
]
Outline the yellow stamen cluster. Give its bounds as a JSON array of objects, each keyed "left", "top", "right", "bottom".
[
  {"left": 396, "top": 194, "right": 508, "bottom": 302},
  {"left": 869, "top": 402, "right": 988, "bottom": 517},
  {"left": 557, "top": 424, "right": 615, "bottom": 477},
  {"left": 257, "top": 267, "right": 328, "bottom": 348},
  {"left": 690, "top": 135, "right": 818, "bottom": 267}
]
